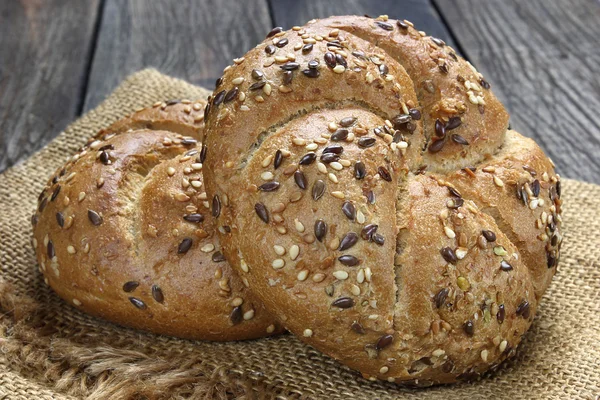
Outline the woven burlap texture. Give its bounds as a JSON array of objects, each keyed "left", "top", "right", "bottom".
[{"left": 0, "top": 69, "right": 598, "bottom": 400}]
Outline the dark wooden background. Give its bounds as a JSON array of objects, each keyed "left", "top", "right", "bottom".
[{"left": 1, "top": 0, "right": 599, "bottom": 183}]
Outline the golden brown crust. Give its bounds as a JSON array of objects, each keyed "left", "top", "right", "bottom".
[
  {"left": 31, "top": 100, "right": 283, "bottom": 341},
  {"left": 202, "top": 16, "right": 562, "bottom": 383}
]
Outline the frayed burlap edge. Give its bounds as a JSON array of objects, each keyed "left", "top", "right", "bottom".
[{"left": 1, "top": 69, "right": 599, "bottom": 400}]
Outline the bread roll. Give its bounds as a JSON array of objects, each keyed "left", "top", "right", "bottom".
[
  {"left": 202, "top": 16, "right": 563, "bottom": 383},
  {"left": 32, "top": 99, "right": 283, "bottom": 341}
]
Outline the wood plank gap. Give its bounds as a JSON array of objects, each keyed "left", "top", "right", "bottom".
[{"left": 76, "top": 0, "right": 107, "bottom": 116}]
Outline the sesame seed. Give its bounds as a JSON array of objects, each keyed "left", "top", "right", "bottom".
[
  {"left": 231, "top": 297, "right": 243, "bottom": 307},
  {"left": 333, "top": 270, "right": 349, "bottom": 280},
  {"left": 294, "top": 219, "right": 305, "bottom": 232},
  {"left": 289, "top": 244, "right": 300, "bottom": 260},
  {"left": 356, "top": 268, "right": 365, "bottom": 284},
  {"left": 303, "top": 328, "right": 313, "bottom": 337},
  {"left": 444, "top": 226, "right": 456, "bottom": 238},
  {"left": 243, "top": 309, "right": 255, "bottom": 320},
  {"left": 455, "top": 247, "right": 468, "bottom": 259},
  {"left": 297, "top": 270, "right": 309, "bottom": 281},
  {"left": 333, "top": 65, "right": 345, "bottom": 73},
  {"left": 122, "top": 282, "right": 138, "bottom": 295},
  {"left": 261, "top": 171, "right": 274, "bottom": 181},
  {"left": 176, "top": 193, "right": 190, "bottom": 202},
  {"left": 72, "top": 299, "right": 82, "bottom": 306},
  {"left": 494, "top": 340, "right": 507, "bottom": 355},
  {"left": 480, "top": 349, "right": 489, "bottom": 362},
  {"left": 272, "top": 259, "right": 285, "bottom": 269},
  {"left": 67, "top": 245, "right": 76, "bottom": 254},
  {"left": 493, "top": 176, "right": 504, "bottom": 187},
  {"left": 274, "top": 245, "right": 285, "bottom": 256},
  {"left": 331, "top": 191, "right": 344, "bottom": 199},
  {"left": 240, "top": 259, "right": 249, "bottom": 273},
  {"left": 317, "top": 162, "right": 327, "bottom": 174},
  {"left": 330, "top": 161, "right": 343, "bottom": 171},
  {"left": 328, "top": 173, "right": 339, "bottom": 183}
]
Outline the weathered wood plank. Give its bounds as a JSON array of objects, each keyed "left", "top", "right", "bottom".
[
  {"left": 83, "top": 0, "right": 272, "bottom": 111},
  {"left": 268, "top": 0, "right": 457, "bottom": 48},
  {"left": 0, "top": 0, "right": 101, "bottom": 173},
  {"left": 433, "top": 0, "right": 600, "bottom": 183}
]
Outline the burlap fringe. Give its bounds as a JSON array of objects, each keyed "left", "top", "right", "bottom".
[{"left": 0, "top": 279, "right": 281, "bottom": 400}]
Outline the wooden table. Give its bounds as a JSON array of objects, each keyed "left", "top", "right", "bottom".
[{"left": 2, "top": 0, "right": 599, "bottom": 183}]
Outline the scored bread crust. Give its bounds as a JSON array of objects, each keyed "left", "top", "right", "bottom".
[
  {"left": 202, "top": 16, "right": 563, "bottom": 383},
  {"left": 31, "top": 100, "right": 283, "bottom": 341}
]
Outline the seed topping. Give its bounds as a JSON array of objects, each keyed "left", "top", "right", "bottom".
[
  {"left": 123, "top": 281, "right": 139, "bottom": 292},
  {"left": 378, "top": 166, "right": 392, "bottom": 181},
  {"left": 183, "top": 213, "right": 204, "bottom": 223},
  {"left": 314, "top": 219, "right": 327, "bottom": 242},
  {"left": 212, "top": 195, "right": 221, "bottom": 217},
  {"left": 332, "top": 297, "right": 354, "bottom": 309},
  {"left": 342, "top": 201, "right": 356, "bottom": 220},
  {"left": 312, "top": 180, "right": 326, "bottom": 200},
  {"left": 338, "top": 255, "right": 360, "bottom": 266},
  {"left": 178, "top": 238, "right": 193, "bottom": 254},
  {"left": 129, "top": 297, "right": 147, "bottom": 310},
  {"left": 440, "top": 247, "right": 458, "bottom": 264},
  {"left": 255, "top": 203, "right": 269, "bottom": 223},
  {"left": 339, "top": 232, "right": 359, "bottom": 251},
  {"left": 376, "top": 334, "right": 394, "bottom": 350},
  {"left": 434, "top": 288, "right": 449, "bottom": 308},
  {"left": 294, "top": 171, "right": 307, "bottom": 190},
  {"left": 500, "top": 260, "right": 513, "bottom": 271},
  {"left": 88, "top": 210, "right": 103, "bottom": 226},
  {"left": 152, "top": 284, "right": 164, "bottom": 303}
]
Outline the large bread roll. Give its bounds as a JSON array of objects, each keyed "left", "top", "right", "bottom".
[
  {"left": 31, "top": 100, "right": 283, "bottom": 341},
  {"left": 202, "top": 16, "right": 563, "bottom": 383}
]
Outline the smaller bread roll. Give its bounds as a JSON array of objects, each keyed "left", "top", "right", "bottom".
[{"left": 31, "top": 100, "right": 283, "bottom": 341}]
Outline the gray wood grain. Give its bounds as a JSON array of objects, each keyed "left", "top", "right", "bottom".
[
  {"left": 433, "top": 0, "right": 600, "bottom": 184},
  {"left": 268, "top": 0, "right": 458, "bottom": 49},
  {"left": 83, "top": 0, "right": 272, "bottom": 111},
  {"left": 0, "top": 0, "right": 100, "bottom": 173}
]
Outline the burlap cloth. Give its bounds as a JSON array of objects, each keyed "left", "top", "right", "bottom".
[{"left": 0, "top": 69, "right": 598, "bottom": 400}]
